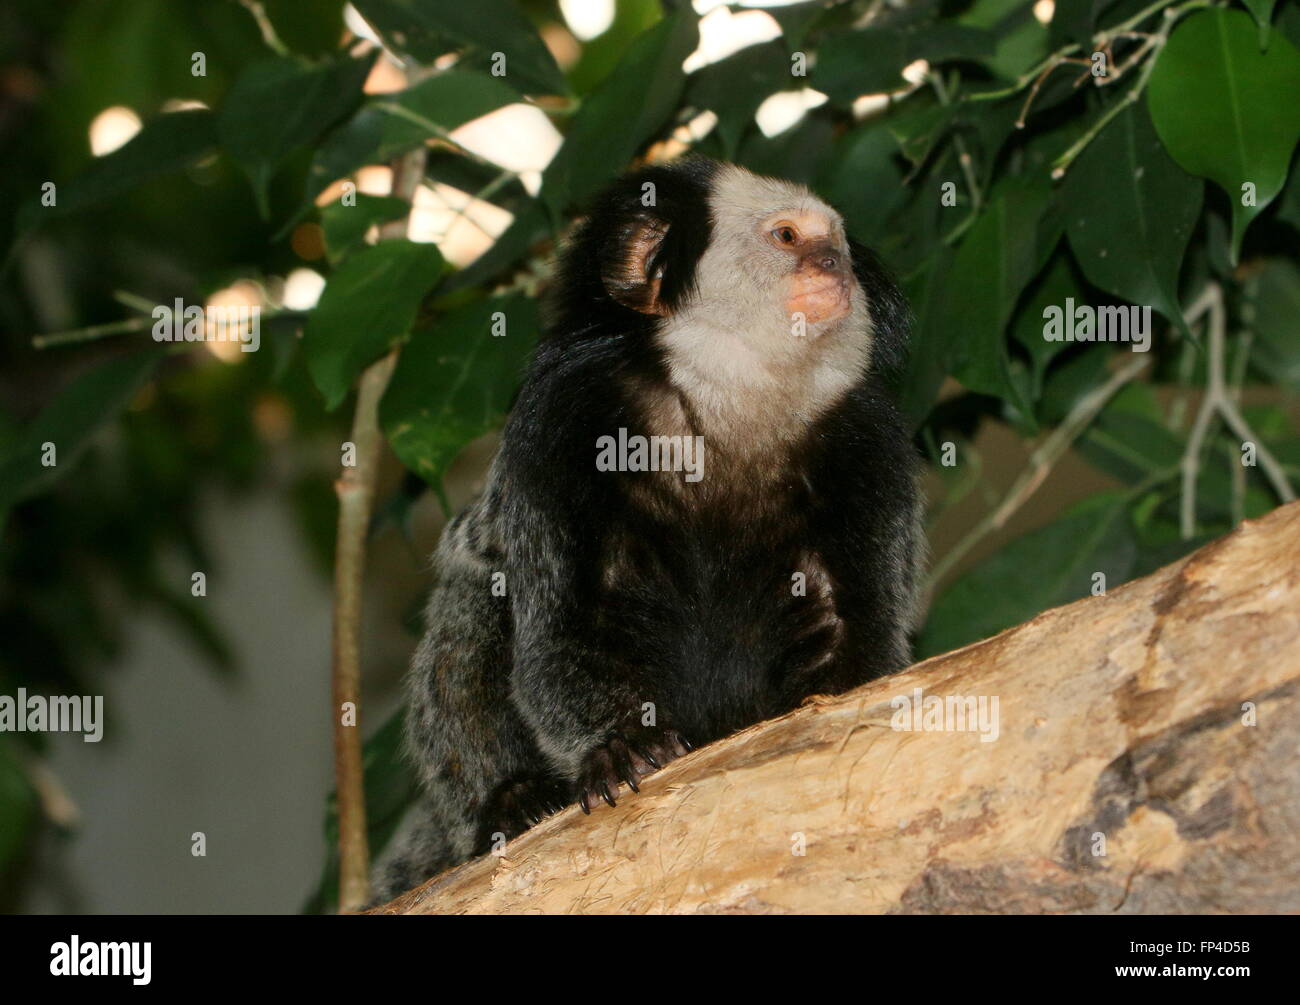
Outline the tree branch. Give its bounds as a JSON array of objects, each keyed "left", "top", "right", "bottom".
[
  {"left": 923, "top": 351, "right": 1151, "bottom": 601},
  {"left": 378, "top": 501, "right": 1300, "bottom": 915},
  {"left": 331, "top": 85, "right": 430, "bottom": 915},
  {"left": 1180, "top": 283, "right": 1296, "bottom": 538}
]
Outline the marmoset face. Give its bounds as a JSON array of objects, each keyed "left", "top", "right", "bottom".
[
  {"left": 588, "top": 160, "right": 877, "bottom": 417},
  {"left": 699, "top": 163, "right": 855, "bottom": 330},
  {"left": 679, "top": 164, "right": 860, "bottom": 342}
]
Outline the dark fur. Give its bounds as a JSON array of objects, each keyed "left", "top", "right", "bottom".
[{"left": 372, "top": 158, "right": 923, "bottom": 903}]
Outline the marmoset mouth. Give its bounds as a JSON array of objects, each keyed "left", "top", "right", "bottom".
[{"left": 788, "top": 280, "right": 850, "bottom": 324}]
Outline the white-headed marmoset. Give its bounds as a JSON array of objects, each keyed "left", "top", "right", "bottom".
[{"left": 372, "top": 158, "right": 924, "bottom": 902}]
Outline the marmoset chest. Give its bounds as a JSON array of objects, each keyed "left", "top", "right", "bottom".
[{"left": 589, "top": 476, "right": 841, "bottom": 736}]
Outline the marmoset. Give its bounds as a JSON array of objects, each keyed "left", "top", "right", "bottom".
[{"left": 372, "top": 157, "right": 924, "bottom": 902}]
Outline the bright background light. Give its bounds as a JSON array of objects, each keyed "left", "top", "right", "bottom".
[
  {"left": 449, "top": 104, "right": 563, "bottom": 196},
  {"left": 560, "top": 0, "right": 615, "bottom": 41},
  {"left": 683, "top": 6, "right": 782, "bottom": 73},
  {"left": 755, "top": 88, "right": 827, "bottom": 137},
  {"left": 88, "top": 106, "right": 141, "bottom": 156},
  {"left": 282, "top": 269, "right": 326, "bottom": 311}
]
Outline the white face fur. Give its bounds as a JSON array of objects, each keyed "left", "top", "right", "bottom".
[{"left": 652, "top": 164, "right": 873, "bottom": 449}]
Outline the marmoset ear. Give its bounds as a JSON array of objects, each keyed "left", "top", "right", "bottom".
[{"left": 599, "top": 213, "right": 671, "bottom": 316}]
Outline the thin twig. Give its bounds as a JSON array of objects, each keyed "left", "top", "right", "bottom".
[
  {"left": 237, "top": 0, "right": 290, "bottom": 56},
  {"left": 434, "top": 168, "right": 517, "bottom": 244},
  {"left": 930, "top": 73, "right": 981, "bottom": 216},
  {"left": 1179, "top": 284, "right": 1296, "bottom": 537},
  {"left": 331, "top": 84, "right": 430, "bottom": 916},
  {"left": 980, "top": 0, "right": 1202, "bottom": 99},
  {"left": 1050, "top": 16, "right": 1169, "bottom": 178},
  {"left": 924, "top": 284, "right": 1234, "bottom": 599},
  {"left": 112, "top": 290, "right": 160, "bottom": 315},
  {"left": 373, "top": 102, "right": 502, "bottom": 172},
  {"left": 30, "top": 317, "right": 151, "bottom": 349},
  {"left": 30, "top": 299, "right": 303, "bottom": 350},
  {"left": 1094, "top": 33, "right": 1159, "bottom": 87},
  {"left": 1226, "top": 328, "right": 1253, "bottom": 523},
  {"left": 19, "top": 748, "right": 80, "bottom": 828},
  {"left": 967, "top": 0, "right": 1175, "bottom": 104},
  {"left": 923, "top": 352, "right": 1153, "bottom": 601},
  {"left": 1051, "top": 1, "right": 1217, "bottom": 178},
  {"left": 331, "top": 351, "right": 395, "bottom": 914}
]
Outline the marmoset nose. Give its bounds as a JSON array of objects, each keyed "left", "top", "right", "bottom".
[{"left": 800, "top": 244, "right": 843, "bottom": 275}]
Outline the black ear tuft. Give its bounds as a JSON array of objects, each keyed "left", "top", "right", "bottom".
[
  {"left": 849, "top": 240, "right": 911, "bottom": 381},
  {"left": 599, "top": 213, "right": 670, "bottom": 315},
  {"left": 551, "top": 158, "right": 720, "bottom": 335}
]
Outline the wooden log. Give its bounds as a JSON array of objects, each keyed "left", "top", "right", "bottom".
[{"left": 378, "top": 500, "right": 1300, "bottom": 914}]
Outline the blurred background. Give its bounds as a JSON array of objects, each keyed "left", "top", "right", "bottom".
[{"left": 2, "top": 0, "right": 1297, "bottom": 913}]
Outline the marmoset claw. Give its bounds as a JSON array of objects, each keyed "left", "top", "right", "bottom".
[{"left": 575, "top": 723, "right": 692, "bottom": 814}]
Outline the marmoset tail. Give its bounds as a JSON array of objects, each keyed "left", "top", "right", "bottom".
[{"left": 371, "top": 157, "right": 924, "bottom": 904}]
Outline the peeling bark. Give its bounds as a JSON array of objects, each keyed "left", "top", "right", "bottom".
[{"left": 378, "top": 501, "right": 1300, "bottom": 915}]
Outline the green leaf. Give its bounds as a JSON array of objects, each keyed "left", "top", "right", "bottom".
[
  {"left": 1247, "top": 258, "right": 1300, "bottom": 390},
  {"left": 770, "top": 0, "right": 828, "bottom": 51},
  {"left": 1064, "top": 102, "right": 1201, "bottom": 335},
  {"left": 147, "top": 581, "right": 236, "bottom": 672},
  {"left": 959, "top": 0, "right": 1049, "bottom": 80},
  {"left": 380, "top": 291, "right": 538, "bottom": 491},
  {"left": 374, "top": 69, "right": 523, "bottom": 139},
  {"left": 1282, "top": 0, "right": 1300, "bottom": 49},
  {"left": 350, "top": 0, "right": 566, "bottom": 96},
  {"left": 1147, "top": 8, "right": 1300, "bottom": 260},
  {"left": 541, "top": 8, "right": 699, "bottom": 216},
  {"left": 1049, "top": 0, "right": 1122, "bottom": 51},
  {"left": 1241, "top": 0, "right": 1278, "bottom": 46},
  {"left": 1278, "top": 167, "right": 1300, "bottom": 231},
  {"left": 304, "top": 241, "right": 446, "bottom": 409},
  {"left": 1009, "top": 251, "right": 1088, "bottom": 396},
  {"left": 305, "top": 70, "right": 519, "bottom": 206},
  {"left": 816, "top": 22, "right": 995, "bottom": 104},
  {"left": 565, "top": 0, "right": 661, "bottom": 96},
  {"left": 1076, "top": 385, "right": 1183, "bottom": 485},
  {"left": 218, "top": 54, "right": 374, "bottom": 215},
  {"left": 887, "top": 101, "right": 956, "bottom": 166},
  {"left": 920, "top": 491, "right": 1137, "bottom": 656},
  {"left": 685, "top": 42, "right": 788, "bottom": 160},
  {"left": 936, "top": 185, "right": 1058, "bottom": 412},
  {"left": 260, "top": 0, "right": 348, "bottom": 57},
  {"left": 0, "top": 350, "right": 163, "bottom": 522},
  {"left": 735, "top": 113, "right": 836, "bottom": 186},
  {"left": 17, "top": 110, "right": 217, "bottom": 232},
  {"left": 320, "top": 194, "right": 410, "bottom": 264},
  {"left": 899, "top": 246, "right": 955, "bottom": 425},
  {"left": 1129, "top": 496, "right": 1214, "bottom": 579},
  {"left": 1037, "top": 344, "right": 1110, "bottom": 425},
  {"left": 818, "top": 121, "right": 909, "bottom": 246}
]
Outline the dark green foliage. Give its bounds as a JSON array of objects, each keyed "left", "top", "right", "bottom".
[{"left": 3, "top": 0, "right": 1298, "bottom": 910}]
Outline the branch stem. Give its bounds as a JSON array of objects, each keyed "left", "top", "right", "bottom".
[
  {"left": 1179, "top": 284, "right": 1296, "bottom": 538},
  {"left": 923, "top": 351, "right": 1152, "bottom": 600},
  {"left": 331, "top": 100, "right": 429, "bottom": 915}
]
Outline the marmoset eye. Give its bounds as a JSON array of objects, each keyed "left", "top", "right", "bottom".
[{"left": 771, "top": 225, "right": 798, "bottom": 245}]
